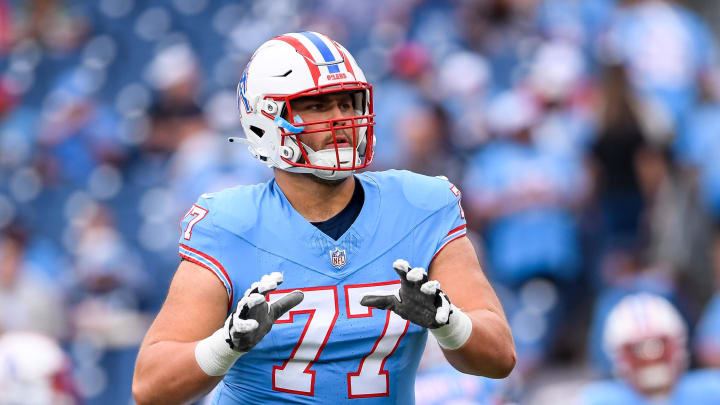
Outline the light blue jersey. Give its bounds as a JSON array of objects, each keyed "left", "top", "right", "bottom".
[
  {"left": 179, "top": 170, "right": 467, "bottom": 404},
  {"left": 579, "top": 369, "right": 720, "bottom": 405},
  {"left": 696, "top": 293, "right": 720, "bottom": 357},
  {"left": 415, "top": 363, "right": 506, "bottom": 405}
]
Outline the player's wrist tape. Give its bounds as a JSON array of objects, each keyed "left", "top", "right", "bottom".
[
  {"left": 195, "top": 328, "right": 245, "bottom": 376},
  {"left": 430, "top": 306, "right": 472, "bottom": 350}
]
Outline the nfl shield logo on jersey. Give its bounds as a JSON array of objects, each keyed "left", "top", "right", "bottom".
[{"left": 330, "top": 247, "right": 347, "bottom": 268}]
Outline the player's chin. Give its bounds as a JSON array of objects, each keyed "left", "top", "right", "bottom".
[{"left": 301, "top": 172, "right": 348, "bottom": 186}]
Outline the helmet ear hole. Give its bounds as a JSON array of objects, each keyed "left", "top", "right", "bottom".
[{"left": 250, "top": 126, "right": 265, "bottom": 138}]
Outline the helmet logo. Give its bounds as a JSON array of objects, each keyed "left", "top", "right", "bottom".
[
  {"left": 327, "top": 72, "right": 347, "bottom": 81},
  {"left": 330, "top": 247, "right": 347, "bottom": 268},
  {"left": 238, "top": 70, "right": 251, "bottom": 113}
]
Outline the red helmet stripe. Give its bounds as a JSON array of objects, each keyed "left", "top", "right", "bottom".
[
  {"left": 332, "top": 41, "right": 356, "bottom": 80},
  {"left": 275, "top": 35, "right": 321, "bottom": 86}
]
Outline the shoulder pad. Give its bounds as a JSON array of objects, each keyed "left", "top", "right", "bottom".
[
  {"left": 203, "top": 183, "right": 268, "bottom": 235},
  {"left": 365, "top": 170, "right": 458, "bottom": 212}
]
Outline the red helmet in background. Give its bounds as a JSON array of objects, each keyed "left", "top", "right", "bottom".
[
  {"left": 0, "top": 331, "right": 79, "bottom": 405},
  {"left": 603, "top": 293, "right": 688, "bottom": 397}
]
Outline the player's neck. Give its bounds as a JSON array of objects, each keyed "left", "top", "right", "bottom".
[{"left": 274, "top": 169, "right": 356, "bottom": 223}]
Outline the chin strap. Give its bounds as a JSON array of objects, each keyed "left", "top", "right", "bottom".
[
  {"left": 229, "top": 112, "right": 367, "bottom": 179},
  {"left": 305, "top": 147, "right": 361, "bottom": 180}
]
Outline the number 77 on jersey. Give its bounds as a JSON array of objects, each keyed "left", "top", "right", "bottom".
[{"left": 267, "top": 281, "right": 409, "bottom": 398}]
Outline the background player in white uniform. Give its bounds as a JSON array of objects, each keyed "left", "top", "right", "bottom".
[
  {"left": 0, "top": 331, "right": 79, "bottom": 405},
  {"left": 132, "top": 31, "right": 515, "bottom": 404},
  {"left": 579, "top": 293, "right": 720, "bottom": 405}
]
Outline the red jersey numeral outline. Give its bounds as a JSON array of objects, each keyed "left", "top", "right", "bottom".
[
  {"left": 266, "top": 282, "right": 410, "bottom": 397},
  {"left": 182, "top": 204, "right": 208, "bottom": 240}
]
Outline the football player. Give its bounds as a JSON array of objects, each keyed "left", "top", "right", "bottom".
[
  {"left": 132, "top": 31, "right": 515, "bottom": 404},
  {"left": 579, "top": 293, "right": 720, "bottom": 405},
  {"left": 0, "top": 331, "right": 79, "bottom": 405}
]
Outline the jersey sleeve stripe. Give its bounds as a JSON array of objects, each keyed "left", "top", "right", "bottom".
[
  {"left": 179, "top": 244, "right": 234, "bottom": 308},
  {"left": 446, "top": 224, "right": 466, "bottom": 237},
  {"left": 431, "top": 232, "right": 467, "bottom": 262},
  {"left": 442, "top": 225, "right": 467, "bottom": 244},
  {"left": 179, "top": 249, "right": 230, "bottom": 295},
  {"left": 179, "top": 253, "right": 233, "bottom": 313}
]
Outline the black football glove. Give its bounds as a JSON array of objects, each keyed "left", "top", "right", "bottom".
[
  {"left": 360, "top": 259, "right": 453, "bottom": 329},
  {"left": 225, "top": 272, "right": 304, "bottom": 352}
]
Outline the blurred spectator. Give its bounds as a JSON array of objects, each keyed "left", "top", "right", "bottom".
[
  {"left": 167, "top": 86, "right": 272, "bottom": 208},
  {"left": 117, "top": 42, "right": 211, "bottom": 295},
  {"left": 37, "top": 68, "right": 126, "bottom": 187},
  {"left": 464, "top": 89, "right": 585, "bottom": 376},
  {"left": 665, "top": 71, "right": 720, "bottom": 308},
  {"left": 579, "top": 293, "right": 720, "bottom": 405},
  {"left": 415, "top": 334, "right": 509, "bottom": 405},
  {"left": 435, "top": 50, "right": 493, "bottom": 149},
  {"left": 586, "top": 248, "right": 680, "bottom": 375},
  {"left": 675, "top": 81, "right": 720, "bottom": 227},
  {"left": 526, "top": 40, "right": 595, "bottom": 157},
  {"left": 600, "top": 0, "right": 720, "bottom": 132},
  {"left": 372, "top": 42, "right": 430, "bottom": 169},
  {"left": 65, "top": 206, "right": 153, "bottom": 405},
  {"left": 694, "top": 235, "right": 720, "bottom": 368},
  {"left": 0, "top": 331, "right": 79, "bottom": 405},
  {"left": 167, "top": 128, "right": 272, "bottom": 209},
  {"left": 527, "top": 40, "right": 587, "bottom": 105},
  {"left": 459, "top": 0, "right": 539, "bottom": 89},
  {"left": 405, "top": 0, "right": 466, "bottom": 65},
  {"left": 535, "top": 0, "right": 616, "bottom": 54},
  {"left": 588, "top": 62, "right": 706, "bottom": 304},
  {"left": 644, "top": 154, "right": 708, "bottom": 302},
  {"left": 393, "top": 103, "right": 463, "bottom": 181},
  {"left": 587, "top": 64, "right": 666, "bottom": 265},
  {"left": 10, "top": 0, "right": 89, "bottom": 51},
  {"left": 0, "top": 0, "right": 11, "bottom": 53},
  {"left": 0, "top": 75, "right": 17, "bottom": 118},
  {"left": 389, "top": 41, "right": 435, "bottom": 95},
  {"left": 0, "top": 223, "right": 67, "bottom": 338},
  {"left": 144, "top": 42, "right": 207, "bottom": 155},
  {"left": 465, "top": 89, "right": 584, "bottom": 286},
  {"left": 0, "top": 77, "right": 40, "bottom": 172}
]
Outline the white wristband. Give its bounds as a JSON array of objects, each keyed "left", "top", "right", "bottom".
[
  {"left": 194, "top": 328, "right": 244, "bottom": 376},
  {"left": 430, "top": 306, "right": 473, "bottom": 350}
]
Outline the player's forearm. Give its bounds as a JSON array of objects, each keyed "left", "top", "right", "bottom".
[
  {"left": 133, "top": 340, "right": 224, "bottom": 405},
  {"left": 440, "top": 308, "right": 516, "bottom": 378}
]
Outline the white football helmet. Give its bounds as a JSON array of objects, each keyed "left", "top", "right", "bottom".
[
  {"left": 0, "top": 332, "right": 78, "bottom": 404},
  {"left": 603, "top": 293, "right": 688, "bottom": 396},
  {"left": 233, "top": 31, "right": 375, "bottom": 180}
]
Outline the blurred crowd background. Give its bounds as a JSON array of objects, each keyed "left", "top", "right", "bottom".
[{"left": 1, "top": 0, "right": 720, "bottom": 404}]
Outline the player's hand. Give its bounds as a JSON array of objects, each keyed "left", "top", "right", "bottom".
[
  {"left": 225, "top": 272, "right": 304, "bottom": 352},
  {"left": 360, "top": 259, "right": 452, "bottom": 329}
]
